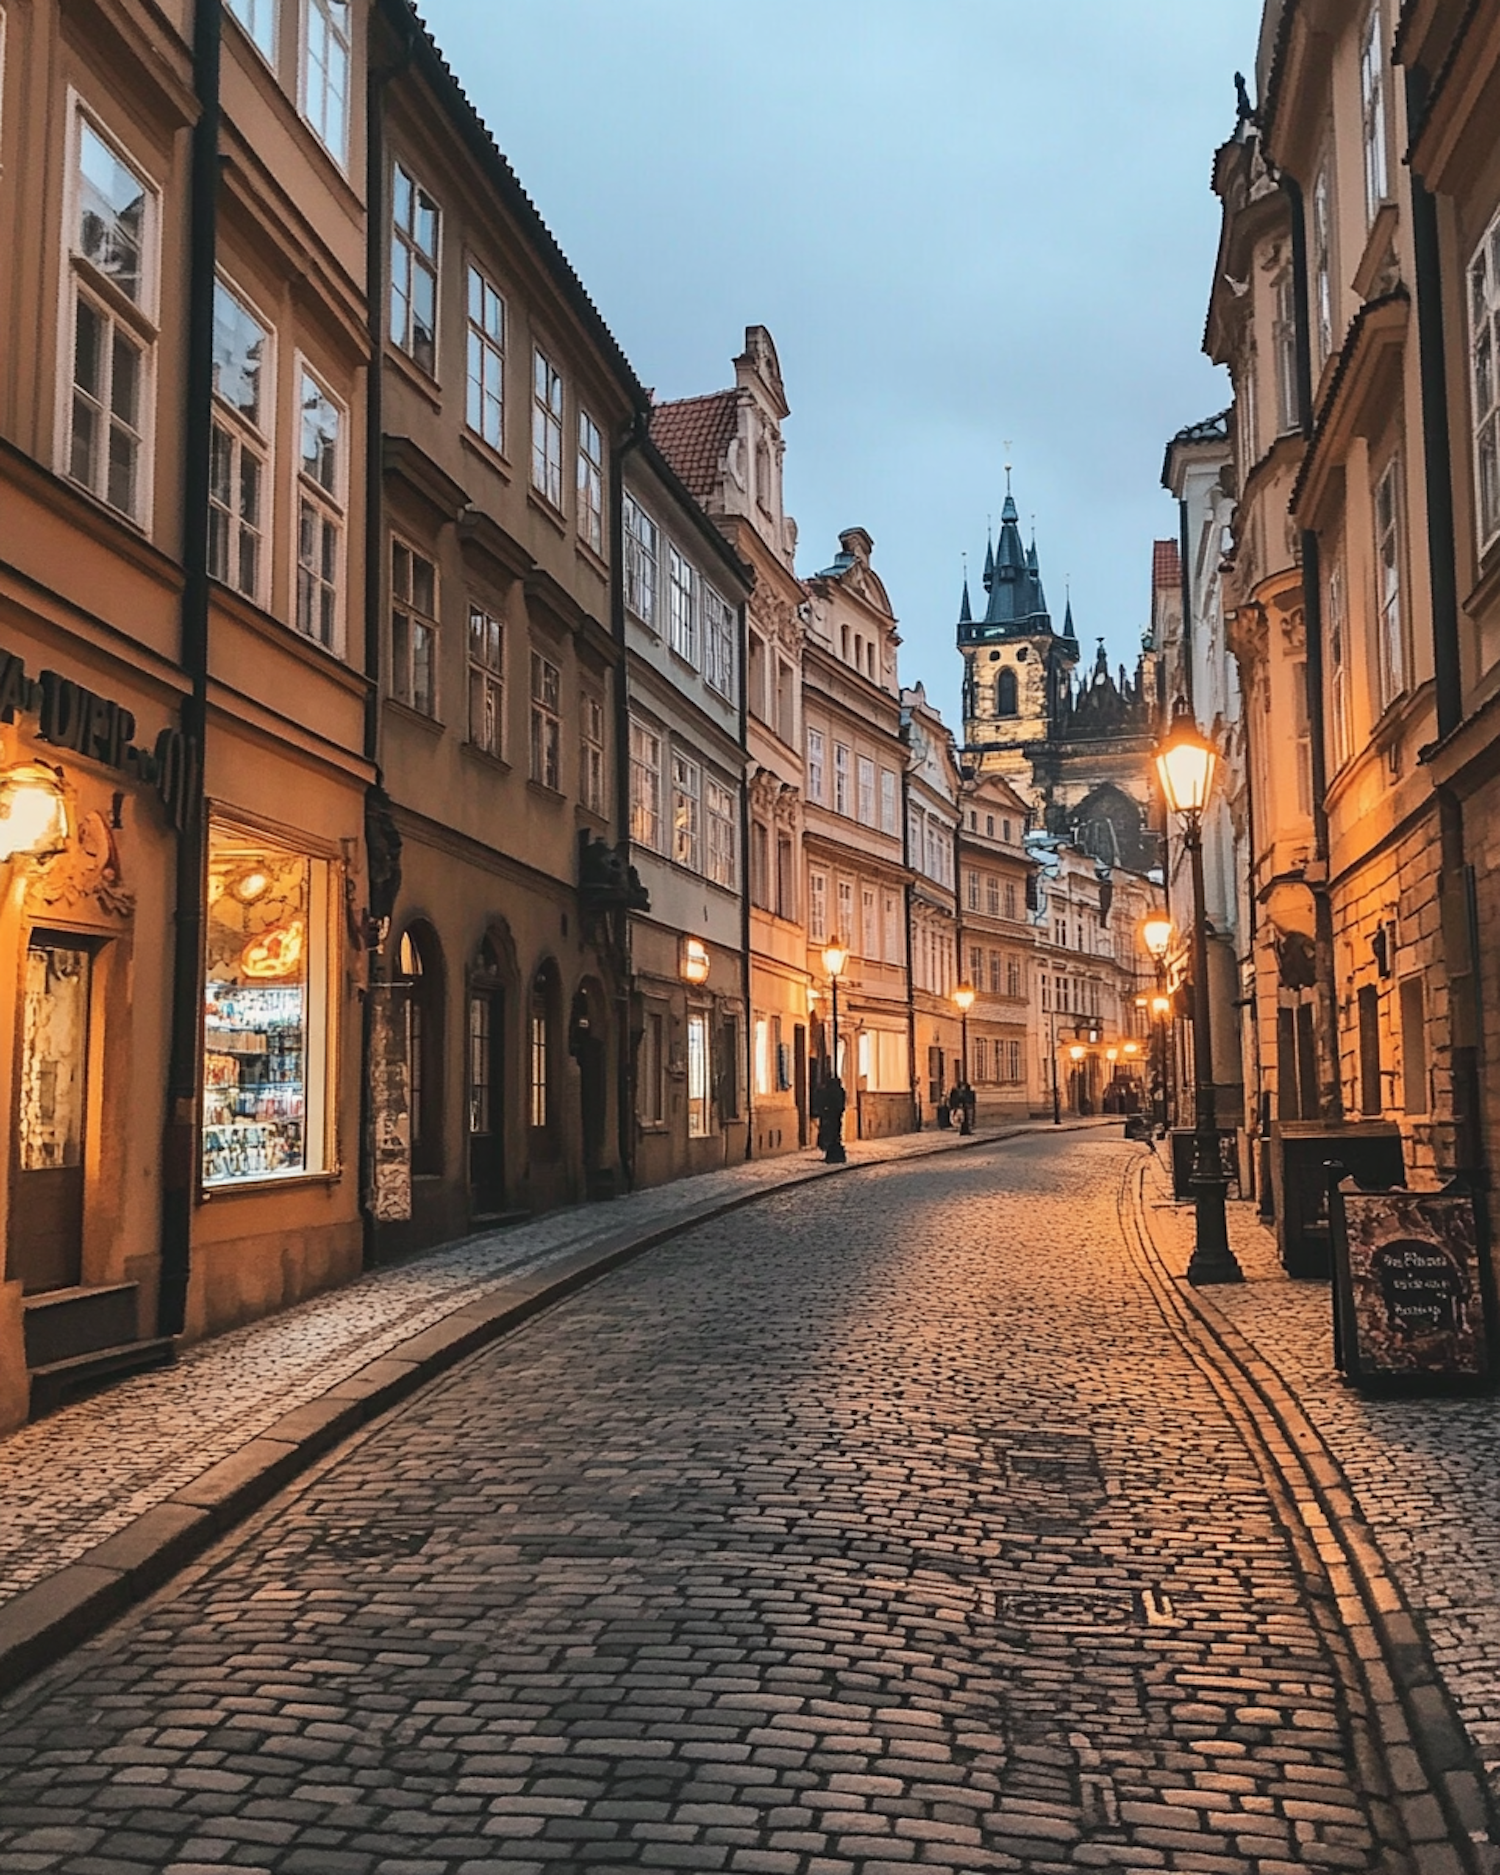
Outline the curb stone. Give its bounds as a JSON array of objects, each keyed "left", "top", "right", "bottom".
[
  {"left": 0, "top": 1118, "right": 1086, "bottom": 1702},
  {"left": 1125, "top": 1153, "right": 1500, "bottom": 1875}
]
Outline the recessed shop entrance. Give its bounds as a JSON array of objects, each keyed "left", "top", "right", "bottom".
[{"left": 10, "top": 932, "right": 95, "bottom": 1294}]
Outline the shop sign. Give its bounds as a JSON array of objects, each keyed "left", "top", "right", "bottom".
[
  {"left": 366, "top": 982, "right": 411, "bottom": 1223},
  {"left": 0, "top": 647, "right": 196, "bottom": 829},
  {"left": 1330, "top": 1176, "right": 1492, "bottom": 1386}
]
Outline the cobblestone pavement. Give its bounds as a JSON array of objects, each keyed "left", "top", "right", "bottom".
[
  {"left": 0, "top": 1132, "right": 1398, "bottom": 1873},
  {"left": 0, "top": 1128, "right": 991, "bottom": 1610},
  {"left": 1142, "top": 1149, "right": 1500, "bottom": 1816}
]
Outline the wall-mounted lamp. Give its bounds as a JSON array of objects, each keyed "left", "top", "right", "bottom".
[
  {"left": 0, "top": 764, "right": 69, "bottom": 863},
  {"left": 680, "top": 936, "right": 711, "bottom": 986}
]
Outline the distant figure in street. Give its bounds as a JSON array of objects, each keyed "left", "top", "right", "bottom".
[
  {"left": 814, "top": 1075, "right": 848, "bottom": 1163},
  {"left": 948, "top": 1081, "right": 976, "bottom": 1136}
]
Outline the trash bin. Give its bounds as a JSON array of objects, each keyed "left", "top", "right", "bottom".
[{"left": 1271, "top": 1120, "right": 1404, "bottom": 1279}]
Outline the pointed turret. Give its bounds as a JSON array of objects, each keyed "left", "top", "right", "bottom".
[
  {"left": 982, "top": 532, "right": 994, "bottom": 593},
  {"left": 959, "top": 575, "right": 972, "bottom": 624},
  {"left": 1063, "top": 595, "right": 1076, "bottom": 640}
]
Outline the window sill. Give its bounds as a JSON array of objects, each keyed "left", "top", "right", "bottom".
[
  {"left": 527, "top": 777, "right": 566, "bottom": 804},
  {"left": 385, "top": 696, "right": 445, "bottom": 735},
  {"left": 201, "top": 1168, "right": 343, "bottom": 1200},
  {"left": 461, "top": 740, "right": 511, "bottom": 774},
  {"left": 212, "top": 582, "right": 370, "bottom": 699},
  {"left": 575, "top": 535, "right": 610, "bottom": 581},
  {"left": 384, "top": 342, "right": 443, "bottom": 412},
  {"left": 1463, "top": 538, "right": 1500, "bottom": 620},
  {"left": 460, "top": 429, "right": 512, "bottom": 482},
  {"left": 527, "top": 486, "right": 568, "bottom": 535}
]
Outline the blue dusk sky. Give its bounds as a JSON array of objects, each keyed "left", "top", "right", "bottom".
[{"left": 418, "top": 0, "right": 1264, "bottom": 731}]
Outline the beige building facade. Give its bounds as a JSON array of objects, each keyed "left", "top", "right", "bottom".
[
  {"left": 957, "top": 772, "right": 1039, "bottom": 1122},
  {"left": 801, "top": 530, "right": 914, "bottom": 1138}
]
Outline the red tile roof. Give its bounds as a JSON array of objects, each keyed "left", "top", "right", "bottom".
[
  {"left": 650, "top": 392, "right": 738, "bottom": 501},
  {"left": 1152, "top": 539, "right": 1181, "bottom": 590}
]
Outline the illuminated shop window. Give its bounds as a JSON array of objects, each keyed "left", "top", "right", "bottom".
[{"left": 202, "top": 822, "right": 329, "bottom": 1185}]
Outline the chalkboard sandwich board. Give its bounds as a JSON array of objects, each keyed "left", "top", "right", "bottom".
[{"left": 1328, "top": 1171, "right": 1491, "bottom": 1390}]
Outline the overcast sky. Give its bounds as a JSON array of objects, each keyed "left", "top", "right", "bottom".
[{"left": 420, "top": 0, "right": 1263, "bottom": 730}]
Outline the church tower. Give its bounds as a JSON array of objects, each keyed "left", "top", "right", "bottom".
[{"left": 958, "top": 479, "right": 1079, "bottom": 804}]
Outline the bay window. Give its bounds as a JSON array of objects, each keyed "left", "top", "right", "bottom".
[{"left": 1469, "top": 211, "right": 1500, "bottom": 554}]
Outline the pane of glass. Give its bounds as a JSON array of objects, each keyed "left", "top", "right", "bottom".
[
  {"left": 1478, "top": 329, "right": 1494, "bottom": 420},
  {"left": 212, "top": 282, "right": 265, "bottom": 423},
  {"left": 468, "top": 265, "right": 482, "bottom": 324},
  {"left": 107, "top": 421, "right": 138, "bottom": 515},
  {"left": 414, "top": 620, "right": 433, "bottom": 714},
  {"left": 416, "top": 193, "right": 438, "bottom": 259},
  {"left": 1479, "top": 420, "right": 1500, "bottom": 539},
  {"left": 203, "top": 829, "right": 315, "bottom": 1184},
  {"left": 73, "top": 298, "right": 103, "bottom": 398},
  {"left": 78, "top": 122, "right": 145, "bottom": 302},
  {"left": 110, "top": 328, "right": 140, "bottom": 425},
  {"left": 209, "top": 424, "right": 233, "bottom": 506},
  {"left": 70, "top": 391, "right": 97, "bottom": 492},
  {"left": 301, "top": 375, "right": 339, "bottom": 492},
  {"left": 240, "top": 449, "right": 261, "bottom": 526},
  {"left": 320, "top": 517, "right": 336, "bottom": 580},
  {"left": 208, "top": 504, "right": 229, "bottom": 581},
  {"left": 238, "top": 526, "right": 258, "bottom": 599},
  {"left": 411, "top": 552, "right": 434, "bottom": 614},
  {"left": 393, "top": 164, "right": 412, "bottom": 231}
]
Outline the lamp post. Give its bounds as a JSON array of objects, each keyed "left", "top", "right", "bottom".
[
  {"left": 1140, "top": 914, "right": 1174, "bottom": 1135},
  {"left": 1154, "top": 700, "right": 1243, "bottom": 1285},
  {"left": 953, "top": 982, "right": 975, "bottom": 1133},
  {"left": 1050, "top": 1011, "right": 1061, "bottom": 1125},
  {"left": 819, "top": 937, "right": 849, "bottom": 1163}
]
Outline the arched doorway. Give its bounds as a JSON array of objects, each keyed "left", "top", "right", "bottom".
[{"left": 468, "top": 932, "right": 508, "bottom": 1217}]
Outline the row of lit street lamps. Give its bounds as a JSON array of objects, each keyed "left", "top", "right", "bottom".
[{"left": 795, "top": 701, "right": 1244, "bottom": 1287}]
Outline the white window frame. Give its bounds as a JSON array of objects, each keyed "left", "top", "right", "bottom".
[
  {"left": 668, "top": 546, "right": 699, "bottom": 666},
  {"left": 879, "top": 768, "right": 897, "bottom": 836},
  {"left": 531, "top": 346, "right": 564, "bottom": 508},
  {"left": 836, "top": 878, "right": 854, "bottom": 952},
  {"left": 1374, "top": 454, "right": 1406, "bottom": 709},
  {"left": 1273, "top": 270, "right": 1299, "bottom": 436},
  {"left": 529, "top": 649, "right": 561, "bottom": 790},
  {"left": 672, "top": 749, "right": 701, "bottom": 872},
  {"left": 707, "top": 777, "right": 736, "bottom": 888},
  {"left": 468, "top": 603, "right": 504, "bottom": 758},
  {"left": 581, "top": 690, "right": 605, "bottom": 814},
  {"left": 624, "top": 494, "right": 659, "bottom": 626},
  {"left": 1327, "top": 559, "right": 1352, "bottom": 773},
  {"left": 59, "top": 101, "right": 160, "bottom": 531},
  {"left": 1360, "top": 3, "right": 1389, "bottom": 228},
  {"left": 209, "top": 273, "right": 273, "bottom": 605},
  {"left": 390, "top": 161, "right": 440, "bottom": 376},
  {"left": 704, "top": 582, "right": 736, "bottom": 700},
  {"left": 861, "top": 886, "right": 878, "bottom": 961},
  {"left": 465, "top": 263, "right": 505, "bottom": 454},
  {"left": 577, "top": 407, "right": 604, "bottom": 554},
  {"left": 883, "top": 888, "right": 901, "bottom": 966},
  {"left": 1468, "top": 210, "right": 1500, "bottom": 556},
  {"left": 856, "top": 756, "right": 875, "bottom": 827},
  {"left": 300, "top": 0, "right": 351, "bottom": 167},
  {"left": 293, "top": 360, "right": 346, "bottom": 652},
  {"left": 629, "top": 719, "right": 662, "bottom": 851},
  {"left": 390, "top": 537, "right": 438, "bottom": 718},
  {"left": 808, "top": 869, "right": 828, "bottom": 944},
  {"left": 1312, "top": 162, "right": 1334, "bottom": 373},
  {"left": 806, "top": 727, "right": 825, "bottom": 805},
  {"left": 833, "top": 742, "right": 850, "bottom": 816},
  {"left": 226, "top": 0, "right": 276, "bottom": 62}
]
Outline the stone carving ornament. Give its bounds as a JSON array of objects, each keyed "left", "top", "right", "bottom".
[{"left": 29, "top": 808, "right": 135, "bottom": 921}]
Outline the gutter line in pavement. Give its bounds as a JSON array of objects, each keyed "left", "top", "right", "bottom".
[{"left": 1123, "top": 1155, "right": 1500, "bottom": 1875}]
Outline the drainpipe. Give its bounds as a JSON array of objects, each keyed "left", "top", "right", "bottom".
[
  {"left": 157, "top": 0, "right": 221, "bottom": 1338},
  {"left": 610, "top": 410, "right": 650, "bottom": 1190},
  {"left": 1406, "top": 62, "right": 1487, "bottom": 1194},
  {"left": 738, "top": 599, "right": 753, "bottom": 1161},
  {"left": 1177, "top": 497, "right": 1195, "bottom": 712},
  {"left": 901, "top": 762, "right": 919, "bottom": 1132},
  {"left": 357, "top": 10, "right": 415, "bottom": 1270},
  {"left": 1280, "top": 167, "right": 1344, "bottom": 1121}
]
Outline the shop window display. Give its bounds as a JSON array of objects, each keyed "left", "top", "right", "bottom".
[{"left": 203, "top": 825, "right": 328, "bottom": 1185}]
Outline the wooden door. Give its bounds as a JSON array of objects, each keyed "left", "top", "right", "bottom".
[{"left": 11, "top": 937, "right": 92, "bottom": 1294}]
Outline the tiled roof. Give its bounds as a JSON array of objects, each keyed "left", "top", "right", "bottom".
[
  {"left": 650, "top": 393, "right": 738, "bottom": 501},
  {"left": 1152, "top": 539, "right": 1181, "bottom": 589}
]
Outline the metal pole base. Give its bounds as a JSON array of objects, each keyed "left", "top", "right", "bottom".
[{"left": 1185, "top": 1174, "right": 1244, "bottom": 1284}]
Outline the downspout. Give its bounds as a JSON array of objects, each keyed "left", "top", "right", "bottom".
[
  {"left": 902, "top": 761, "right": 919, "bottom": 1132},
  {"left": 157, "top": 0, "right": 221, "bottom": 1337},
  {"left": 1406, "top": 60, "right": 1487, "bottom": 1193},
  {"left": 1177, "top": 497, "right": 1195, "bottom": 712},
  {"left": 738, "top": 598, "right": 753, "bottom": 1160},
  {"left": 357, "top": 10, "right": 415, "bottom": 1270},
  {"left": 1282, "top": 166, "right": 1344, "bottom": 1120},
  {"left": 610, "top": 409, "right": 650, "bottom": 1191}
]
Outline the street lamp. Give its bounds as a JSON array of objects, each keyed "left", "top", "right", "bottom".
[
  {"left": 818, "top": 937, "right": 850, "bottom": 1164},
  {"left": 1155, "top": 699, "right": 1242, "bottom": 1285},
  {"left": 952, "top": 982, "right": 976, "bottom": 1133},
  {"left": 1140, "top": 912, "right": 1174, "bottom": 964},
  {"left": 679, "top": 936, "right": 711, "bottom": 986}
]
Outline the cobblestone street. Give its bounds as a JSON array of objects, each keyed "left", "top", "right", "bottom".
[{"left": 0, "top": 1133, "right": 1412, "bottom": 1871}]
